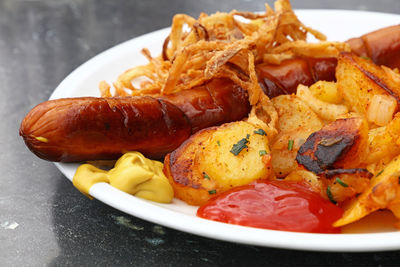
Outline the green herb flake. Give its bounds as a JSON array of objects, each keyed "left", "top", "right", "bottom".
[
  {"left": 360, "top": 56, "right": 371, "bottom": 60},
  {"left": 246, "top": 134, "right": 250, "bottom": 140},
  {"left": 335, "top": 177, "right": 349, "bottom": 187},
  {"left": 217, "top": 140, "right": 221, "bottom": 146},
  {"left": 326, "top": 186, "right": 336, "bottom": 204},
  {"left": 230, "top": 138, "right": 249, "bottom": 156},
  {"left": 376, "top": 169, "right": 384, "bottom": 177},
  {"left": 259, "top": 150, "right": 267, "bottom": 156},
  {"left": 254, "top": 129, "right": 266, "bottom": 136},
  {"left": 203, "top": 172, "right": 210, "bottom": 180},
  {"left": 288, "top": 139, "right": 294, "bottom": 151},
  {"left": 208, "top": 189, "right": 217, "bottom": 195}
]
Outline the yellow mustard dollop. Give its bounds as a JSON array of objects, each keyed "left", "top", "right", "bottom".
[
  {"left": 72, "top": 152, "right": 174, "bottom": 203},
  {"left": 35, "top": 136, "right": 48, "bottom": 143}
]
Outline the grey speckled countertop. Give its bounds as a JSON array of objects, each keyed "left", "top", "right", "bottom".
[{"left": 2, "top": 0, "right": 400, "bottom": 266}]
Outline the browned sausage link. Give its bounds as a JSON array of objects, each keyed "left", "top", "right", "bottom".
[
  {"left": 256, "top": 57, "right": 337, "bottom": 98},
  {"left": 20, "top": 96, "right": 192, "bottom": 162},
  {"left": 346, "top": 25, "right": 400, "bottom": 69},
  {"left": 20, "top": 78, "right": 250, "bottom": 162}
]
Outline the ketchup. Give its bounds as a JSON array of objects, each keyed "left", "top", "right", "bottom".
[{"left": 197, "top": 180, "right": 343, "bottom": 233}]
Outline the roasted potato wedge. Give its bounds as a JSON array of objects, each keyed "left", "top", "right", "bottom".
[
  {"left": 336, "top": 52, "right": 400, "bottom": 117},
  {"left": 296, "top": 117, "right": 369, "bottom": 174},
  {"left": 164, "top": 121, "right": 272, "bottom": 205},
  {"left": 334, "top": 155, "right": 400, "bottom": 227},
  {"left": 366, "top": 113, "right": 400, "bottom": 165}
]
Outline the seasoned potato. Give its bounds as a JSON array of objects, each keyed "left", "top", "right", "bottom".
[
  {"left": 199, "top": 121, "right": 272, "bottom": 190},
  {"left": 163, "top": 121, "right": 272, "bottom": 205},
  {"left": 336, "top": 52, "right": 400, "bottom": 116},
  {"left": 296, "top": 117, "right": 369, "bottom": 173},
  {"left": 321, "top": 169, "right": 372, "bottom": 204},
  {"left": 334, "top": 155, "right": 400, "bottom": 227},
  {"left": 272, "top": 94, "right": 323, "bottom": 133},
  {"left": 271, "top": 129, "right": 315, "bottom": 177},
  {"left": 366, "top": 116, "right": 400, "bottom": 164},
  {"left": 297, "top": 84, "right": 348, "bottom": 121},
  {"left": 309, "top": 80, "right": 342, "bottom": 104},
  {"left": 284, "top": 170, "right": 322, "bottom": 193},
  {"left": 271, "top": 95, "right": 323, "bottom": 177}
]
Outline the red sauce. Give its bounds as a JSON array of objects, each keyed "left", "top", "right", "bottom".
[{"left": 197, "top": 180, "right": 343, "bottom": 233}]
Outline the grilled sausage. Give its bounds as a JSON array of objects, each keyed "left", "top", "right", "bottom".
[
  {"left": 347, "top": 24, "right": 400, "bottom": 69},
  {"left": 20, "top": 78, "right": 250, "bottom": 162},
  {"left": 257, "top": 25, "right": 400, "bottom": 98},
  {"left": 257, "top": 57, "right": 337, "bottom": 98}
]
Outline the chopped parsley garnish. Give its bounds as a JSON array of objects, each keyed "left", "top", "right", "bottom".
[
  {"left": 360, "top": 56, "right": 370, "bottom": 60},
  {"left": 230, "top": 138, "right": 249, "bottom": 156},
  {"left": 376, "top": 169, "right": 384, "bottom": 177},
  {"left": 259, "top": 150, "right": 267, "bottom": 156},
  {"left": 203, "top": 172, "right": 210, "bottom": 180},
  {"left": 217, "top": 140, "right": 221, "bottom": 146},
  {"left": 246, "top": 134, "right": 250, "bottom": 139},
  {"left": 335, "top": 177, "right": 348, "bottom": 187},
  {"left": 288, "top": 139, "right": 294, "bottom": 151},
  {"left": 326, "top": 186, "right": 336, "bottom": 204},
  {"left": 208, "top": 189, "right": 217, "bottom": 195},
  {"left": 254, "top": 129, "right": 266, "bottom": 136}
]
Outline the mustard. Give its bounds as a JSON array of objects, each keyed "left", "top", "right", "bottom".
[
  {"left": 35, "top": 136, "right": 48, "bottom": 143},
  {"left": 72, "top": 152, "right": 174, "bottom": 203}
]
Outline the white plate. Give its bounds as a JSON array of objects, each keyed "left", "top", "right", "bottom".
[{"left": 51, "top": 10, "right": 400, "bottom": 252}]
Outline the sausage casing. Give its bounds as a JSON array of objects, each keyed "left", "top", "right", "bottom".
[{"left": 20, "top": 96, "right": 192, "bottom": 161}]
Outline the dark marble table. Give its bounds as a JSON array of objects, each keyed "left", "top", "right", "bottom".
[{"left": 2, "top": 0, "right": 400, "bottom": 265}]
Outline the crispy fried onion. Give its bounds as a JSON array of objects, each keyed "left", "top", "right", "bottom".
[{"left": 99, "top": 0, "right": 349, "bottom": 131}]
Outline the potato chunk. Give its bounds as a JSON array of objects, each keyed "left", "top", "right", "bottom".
[
  {"left": 309, "top": 80, "right": 342, "bottom": 104},
  {"left": 296, "top": 117, "right": 368, "bottom": 173},
  {"left": 199, "top": 121, "right": 271, "bottom": 190},
  {"left": 272, "top": 94, "right": 323, "bottom": 133},
  {"left": 271, "top": 95, "right": 323, "bottom": 177},
  {"left": 164, "top": 121, "right": 272, "bottom": 206},
  {"left": 336, "top": 52, "right": 400, "bottom": 116},
  {"left": 334, "top": 155, "right": 400, "bottom": 227},
  {"left": 297, "top": 84, "right": 348, "bottom": 122}
]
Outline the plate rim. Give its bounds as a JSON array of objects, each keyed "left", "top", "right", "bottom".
[{"left": 51, "top": 9, "right": 400, "bottom": 252}]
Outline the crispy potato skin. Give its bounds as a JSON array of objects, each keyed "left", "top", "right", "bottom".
[
  {"left": 20, "top": 78, "right": 250, "bottom": 162},
  {"left": 296, "top": 117, "right": 368, "bottom": 174},
  {"left": 164, "top": 127, "right": 217, "bottom": 206},
  {"left": 336, "top": 52, "right": 400, "bottom": 115},
  {"left": 334, "top": 155, "right": 400, "bottom": 227},
  {"left": 164, "top": 121, "right": 271, "bottom": 206}
]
